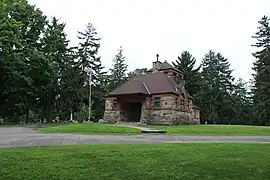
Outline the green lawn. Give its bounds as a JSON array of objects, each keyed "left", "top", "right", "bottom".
[
  {"left": 39, "top": 123, "right": 141, "bottom": 134},
  {"left": 1, "top": 143, "right": 270, "bottom": 180},
  {"left": 0, "top": 122, "right": 20, "bottom": 126},
  {"left": 150, "top": 125, "right": 270, "bottom": 136}
]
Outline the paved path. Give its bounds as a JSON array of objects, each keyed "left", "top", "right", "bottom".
[{"left": 1, "top": 127, "right": 270, "bottom": 148}]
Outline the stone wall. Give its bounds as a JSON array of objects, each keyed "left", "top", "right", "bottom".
[
  {"left": 152, "top": 95, "right": 176, "bottom": 109},
  {"left": 140, "top": 94, "right": 200, "bottom": 125},
  {"left": 103, "top": 94, "right": 200, "bottom": 125},
  {"left": 103, "top": 98, "right": 121, "bottom": 123},
  {"left": 192, "top": 108, "right": 200, "bottom": 124},
  {"left": 141, "top": 109, "right": 198, "bottom": 125},
  {"left": 103, "top": 110, "right": 121, "bottom": 123}
]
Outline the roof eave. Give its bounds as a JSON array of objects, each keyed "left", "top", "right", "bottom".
[
  {"left": 151, "top": 92, "right": 178, "bottom": 96},
  {"left": 105, "top": 92, "right": 150, "bottom": 97}
]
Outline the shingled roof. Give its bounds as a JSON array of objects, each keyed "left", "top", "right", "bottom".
[
  {"left": 107, "top": 72, "right": 179, "bottom": 96},
  {"left": 147, "top": 61, "right": 183, "bottom": 73}
]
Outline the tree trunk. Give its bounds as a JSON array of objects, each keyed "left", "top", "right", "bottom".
[
  {"left": 46, "top": 101, "right": 53, "bottom": 122},
  {"left": 25, "top": 106, "right": 29, "bottom": 124},
  {"left": 45, "top": 94, "right": 53, "bottom": 123}
]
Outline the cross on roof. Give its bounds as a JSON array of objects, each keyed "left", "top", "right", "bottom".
[{"left": 156, "top": 53, "right": 159, "bottom": 62}]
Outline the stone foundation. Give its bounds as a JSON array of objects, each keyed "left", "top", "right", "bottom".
[
  {"left": 141, "top": 109, "right": 199, "bottom": 125},
  {"left": 103, "top": 98, "right": 121, "bottom": 123},
  {"left": 103, "top": 110, "right": 121, "bottom": 123}
]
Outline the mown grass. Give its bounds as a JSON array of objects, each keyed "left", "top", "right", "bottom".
[
  {"left": 39, "top": 123, "right": 141, "bottom": 134},
  {"left": 0, "top": 143, "right": 270, "bottom": 180},
  {"left": 0, "top": 122, "right": 20, "bottom": 126},
  {"left": 150, "top": 124, "right": 270, "bottom": 136}
]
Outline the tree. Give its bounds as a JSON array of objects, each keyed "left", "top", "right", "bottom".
[
  {"left": 58, "top": 61, "right": 85, "bottom": 121},
  {"left": 109, "top": 46, "right": 128, "bottom": 91},
  {"left": 40, "top": 17, "right": 75, "bottom": 122},
  {"left": 172, "top": 51, "right": 201, "bottom": 96},
  {"left": 197, "top": 50, "right": 235, "bottom": 124},
  {"left": 0, "top": 0, "right": 47, "bottom": 123},
  {"left": 251, "top": 16, "right": 270, "bottom": 125},
  {"left": 0, "top": 1, "right": 107, "bottom": 123},
  {"left": 77, "top": 23, "right": 103, "bottom": 85},
  {"left": 76, "top": 23, "right": 105, "bottom": 121},
  {"left": 127, "top": 68, "right": 147, "bottom": 79},
  {"left": 230, "top": 78, "right": 252, "bottom": 124}
]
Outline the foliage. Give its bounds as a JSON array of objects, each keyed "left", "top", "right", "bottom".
[
  {"left": 39, "top": 17, "right": 73, "bottom": 122},
  {"left": 230, "top": 78, "right": 253, "bottom": 124},
  {"left": 197, "top": 50, "right": 236, "bottom": 124},
  {"left": 108, "top": 46, "right": 128, "bottom": 91},
  {"left": 76, "top": 23, "right": 105, "bottom": 121},
  {"left": 251, "top": 16, "right": 270, "bottom": 125},
  {"left": 127, "top": 68, "right": 147, "bottom": 79},
  {"left": 0, "top": 1, "right": 269, "bottom": 126},
  {"left": 172, "top": 51, "right": 201, "bottom": 95},
  {"left": 0, "top": 0, "right": 47, "bottom": 123},
  {"left": 0, "top": 1, "right": 105, "bottom": 123}
]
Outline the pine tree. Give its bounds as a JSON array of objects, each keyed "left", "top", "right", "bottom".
[
  {"left": 59, "top": 60, "right": 84, "bottom": 121},
  {"left": 76, "top": 23, "right": 105, "bottom": 121},
  {"left": 127, "top": 68, "right": 147, "bottom": 79},
  {"left": 230, "top": 78, "right": 252, "bottom": 124},
  {"left": 40, "top": 17, "right": 72, "bottom": 122},
  {"left": 109, "top": 46, "right": 128, "bottom": 91},
  {"left": 251, "top": 16, "right": 270, "bottom": 125},
  {"left": 77, "top": 23, "right": 103, "bottom": 85},
  {"left": 198, "top": 50, "right": 235, "bottom": 124},
  {"left": 172, "top": 51, "right": 201, "bottom": 96}
]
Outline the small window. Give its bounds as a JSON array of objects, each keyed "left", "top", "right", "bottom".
[
  {"left": 195, "top": 111, "right": 199, "bottom": 118},
  {"left": 113, "top": 99, "right": 118, "bottom": 109},
  {"left": 154, "top": 97, "right": 161, "bottom": 109}
]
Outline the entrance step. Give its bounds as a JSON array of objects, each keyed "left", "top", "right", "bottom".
[
  {"left": 140, "top": 129, "right": 167, "bottom": 134},
  {"left": 114, "top": 123, "right": 167, "bottom": 134}
]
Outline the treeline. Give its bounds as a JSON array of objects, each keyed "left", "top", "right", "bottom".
[
  {"left": 0, "top": 0, "right": 270, "bottom": 125},
  {"left": 173, "top": 16, "right": 270, "bottom": 125},
  {"left": 173, "top": 50, "right": 252, "bottom": 125},
  {"left": 0, "top": 0, "right": 118, "bottom": 123}
]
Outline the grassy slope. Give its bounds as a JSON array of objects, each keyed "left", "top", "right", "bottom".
[
  {"left": 150, "top": 125, "right": 270, "bottom": 136},
  {"left": 39, "top": 123, "right": 141, "bottom": 134},
  {"left": 0, "top": 143, "right": 270, "bottom": 180}
]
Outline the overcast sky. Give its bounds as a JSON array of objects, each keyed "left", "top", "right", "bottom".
[{"left": 29, "top": 0, "right": 270, "bottom": 81}]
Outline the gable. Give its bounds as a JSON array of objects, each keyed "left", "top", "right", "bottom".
[{"left": 147, "top": 61, "right": 183, "bottom": 74}]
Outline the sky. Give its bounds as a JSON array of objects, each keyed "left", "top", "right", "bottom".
[{"left": 29, "top": 0, "right": 270, "bottom": 81}]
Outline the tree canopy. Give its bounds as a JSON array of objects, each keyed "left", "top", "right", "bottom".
[{"left": 0, "top": 1, "right": 268, "bottom": 125}]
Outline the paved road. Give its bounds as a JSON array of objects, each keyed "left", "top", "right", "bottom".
[{"left": 1, "top": 127, "right": 270, "bottom": 148}]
